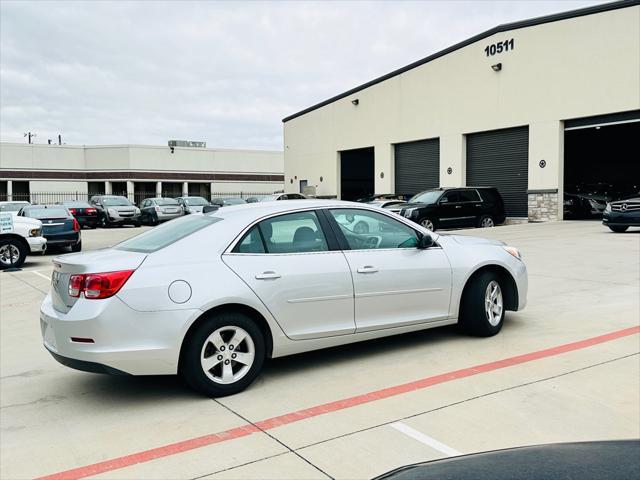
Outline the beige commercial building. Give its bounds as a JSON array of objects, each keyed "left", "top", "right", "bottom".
[
  {"left": 0, "top": 143, "right": 284, "bottom": 203},
  {"left": 282, "top": 0, "right": 640, "bottom": 221}
]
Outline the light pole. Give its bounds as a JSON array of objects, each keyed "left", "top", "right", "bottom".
[{"left": 23, "top": 132, "right": 37, "bottom": 144}]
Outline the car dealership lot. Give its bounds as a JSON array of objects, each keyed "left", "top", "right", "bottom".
[{"left": 1, "top": 222, "right": 638, "bottom": 479}]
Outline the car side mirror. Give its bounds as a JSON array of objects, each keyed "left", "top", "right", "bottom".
[
  {"left": 417, "top": 234, "right": 435, "bottom": 249},
  {"left": 202, "top": 205, "right": 219, "bottom": 214}
]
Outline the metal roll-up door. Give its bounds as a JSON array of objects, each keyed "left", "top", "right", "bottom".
[
  {"left": 394, "top": 138, "right": 439, "bottom": 197},
  {"left": 466, "top": 126, "right": 529, "bottom": 217}
]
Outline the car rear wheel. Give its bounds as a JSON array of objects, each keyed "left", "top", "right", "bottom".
[
  {"left": 0, "top": 238, "right": 27, "bottom": 270},
  {"left": 71, "top": 241, "right": 82, "bottom": 252},
  {"left": 608, "top": 225, "right": 628, "bottom": 233},
  {"left": 419, "top": 218, "right": 436, "bottom": 231},
  {"left": 181, "top": 312, "right": 265, "bottom": 397},
  {"left": 459, "top": 271, "right": 504, "bottom": 337},
  {"left": 479, "top": 215, "right": 495, "bottom": 228},
  {"left": 100, "top": 216, "right": 110, "bottom": 228}
]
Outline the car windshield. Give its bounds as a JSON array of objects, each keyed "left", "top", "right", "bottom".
[
  {"left": 0, "top": 202, "right": 29, "bottom": 212},
  {"left": 223, "top": 198, "right": 246, "bottom": 205},
  {"left": 156, "top": 198, "right": 179, "bottom": 206},
  {"left": 116, "top": 215, "right": 222, "bottom": 253},
  {"left": 409, "top": 190, "right": 442, "bottom": 204},
  {"left": 184, "top": 197, "right": 209, "bottom": 206},
  {"left": 258, "top": 195, "right": 279, "bottom": 201},
  {"left": 23, "top": 207, "right": 69, "bottom": 219},
  {"left": 102, "top": 197, "right": 132, "bottom": 206}
]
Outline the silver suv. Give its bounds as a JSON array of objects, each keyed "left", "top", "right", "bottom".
[{"left": 89, "top": 195, "right": 141, "bottom": 228}]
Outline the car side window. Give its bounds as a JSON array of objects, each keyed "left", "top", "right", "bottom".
[
  {"left": 458, "top": 190, "right": 481, "bottom": 202},
  {"left": 233, "top": 226, "right": 266, "bottom": 254},
  {"left": 258, "top": 211, "right": 328, "bottom": 254},
  {"left": 329, "top": 209, "right": 419, "bottom": 250},
  {"left": 440, "top": 191, "right": 460, "bottom": 203}
]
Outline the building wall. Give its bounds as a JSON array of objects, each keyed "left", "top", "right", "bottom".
[
  {"left": 283, "top": 5, "right": 640, "bottom": 218},
  {"left": 0, "top": 143, "right": 284, "bottom": 198}
]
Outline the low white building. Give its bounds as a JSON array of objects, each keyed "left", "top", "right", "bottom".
[{"left": 0, "top": 142, "right": 284, "bottom": 203}]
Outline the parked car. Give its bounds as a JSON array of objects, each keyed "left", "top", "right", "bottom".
[
  {"left": 399, "top": 187, "right": 506, "bottom": 231},
  {"left": 374, "top": 440, "right": 640, "bottom": 480},
  {"left": 0, "top": 201, "right": 31, "bottom": 217},
  {"left": 357, "top": 193, "right": 404, "bottom": 203},
  {"left": 176, "top": 196, "right": 211, "bottom": 214},
  {"left": 139, "top": 198, "right": 184, "bottom": 225},
  {"left": 563, "top": 192, "right": 594, "bottom": 219},
  {"left": 602, "top": 196, "right": 640, "bottom": 232},
  {"left": 0, "top": 213, "right": 46, "bottom": 269},
  {"left": 368, "top": 199, "right": 408, "bottom": 214},
  {"left": 89, "top": 195, "right": 141, "bottom": 227},
  {"left": 41, "top": 200, "right": 527, "bottom": 397},
  {"left": 19, "top": 205, "right": 81, "bottom": 252},
  {"left": 211, "top": 197, "right": 247, "bottom": 207},
  {"left": 59, "top": 200, "right": 98, "bottom": 228},
  {"left": 257, "top": 193, "right": 307, "bottom": 202}
]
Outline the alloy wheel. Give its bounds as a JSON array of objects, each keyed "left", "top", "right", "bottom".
[
  {"left": 420, "top": 219, "right": 435, "bottom": 231},
  {"left": 200, "top": 326, "right": 255, "bottom": 384},
  {"left": 0, "top": 244, "right": 20, "bottom": 266},
  {"left": 481, "top": 217, "right": 495, "bottom": 228},
  {"left": 484, "top": 280, "right": 503, "bottom": 326}
]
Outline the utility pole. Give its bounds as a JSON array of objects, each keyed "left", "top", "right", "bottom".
[
  {"left": 58, "top": 134, "right": 62, "bottom": 145},
  {"left": 23, "top": 132, "right": 36, "bottom": 144}
]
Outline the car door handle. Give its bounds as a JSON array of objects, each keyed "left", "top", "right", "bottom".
[
  {"left": 357, "top": 266, "right": 379, "bottom": 274},
  {"left": 255, "top": 271, "right": 281, "bottom": 280}
]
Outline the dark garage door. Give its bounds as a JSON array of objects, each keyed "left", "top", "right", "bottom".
[
  {"left": 466, "top": 126, "right": 529, "bottom": 217},
  {"left": 394, "top": 138, "right": 439, "bottom": 197}
]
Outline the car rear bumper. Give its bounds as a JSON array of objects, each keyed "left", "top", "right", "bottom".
[
  {"left": 156, "top": 212, "right": 183, "bottom": 221},
  {"left": 27, "top": 236, "right": 47, "bottom": 253},
  {"left": 76, "top": 216, "right": 98, "bottom": 227},
  {"left": 40, "top": 293, "right": 198, "bottom": 375},
  {"left": 45, "top": 232, "right": 80, "bottom": 247}
]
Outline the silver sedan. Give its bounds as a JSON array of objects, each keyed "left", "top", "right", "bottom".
[{"left": 40, "top": 200, "right": 527, "bottom": 397}]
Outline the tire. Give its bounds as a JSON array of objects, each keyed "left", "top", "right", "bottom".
[
  {"left": 133, "top": 221, "right": 141, "bottom": 228},
  {"left": 609, "top": 225, "right": 628, "bottom": 233},
  {"left": 419, "top": 218, "right": 436, "bottom": 231},
  {"left": 181, "top": 312, "right": 265, "bottom": 397},
  {"left": 71, "top": 240, "right": 82, "bottom": 253},
  {"left": 0, "top": 238, "right": 27, "bottom": 270},
  {"left": 353, "top": 221, "right": 369, "bottom": 234},
  {"left": 459, "top": 271, "right": 505, "bottom": 337},
  {"left": 100, "top": 215, "right": 110, "bottom": 228},
  {"left": 478, "top": 215, "right": 495, "bottom": 228}
]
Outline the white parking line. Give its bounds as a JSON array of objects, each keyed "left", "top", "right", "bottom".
[
  {"left": 32, "top": 271, "right": 51, "bottom": 281},
  {"left": 390, "top": 422, "right": 462, "bottom": 457}
]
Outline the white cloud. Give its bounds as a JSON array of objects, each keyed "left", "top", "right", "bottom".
[{"left": 0, "top": 0, "right": 605, "bottom": 149}]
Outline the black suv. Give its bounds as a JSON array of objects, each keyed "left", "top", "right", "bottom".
[{"left": 399, "top": 187, "right": 506, "bottom": 231}]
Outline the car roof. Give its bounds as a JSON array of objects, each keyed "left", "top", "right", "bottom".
[{"left": 209, "top": 199, "right": 373, "bottom": 220}]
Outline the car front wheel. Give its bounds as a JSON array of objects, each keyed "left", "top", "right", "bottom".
[
  {"left": 0, "top": 238, "right": 27, "bottom": 270},
  {"left": 181, "top": 312, "right": 265, "bottom": 397},
  {"left": 608, "top": 225, "right": 628, "bottom": 233},
  {"left": 479, "top": 215, "right": 495, "bottom": 228},
  {"left": 419, "top": 218, "right": 436, "bottom": 231},
  {"left": 459, "top": 271, "right": 504, "bottom": 337}
]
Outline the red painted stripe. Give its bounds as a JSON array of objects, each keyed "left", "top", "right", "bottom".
[{"left": 36, "top": 325, "right": 639, "bottom": 480}]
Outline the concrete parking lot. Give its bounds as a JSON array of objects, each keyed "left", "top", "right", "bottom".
[{"left": 1, "top": 221, "right": 638, "bottom": 480}]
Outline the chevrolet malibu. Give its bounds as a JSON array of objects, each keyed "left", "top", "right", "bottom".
[{"left": 40, "top": 200, "right": 527, "bottom": 397}]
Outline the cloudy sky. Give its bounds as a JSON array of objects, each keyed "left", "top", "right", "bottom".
[{"left": 1, "top": 0, "right": 606, "bottom": 150}]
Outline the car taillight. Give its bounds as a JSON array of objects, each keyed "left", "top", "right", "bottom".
[
  {"left": 86, "top": 208, "right": 96, "bottom": 214},
  {"left": 72, "top": 218, "right": 80, "bottom": 231},
  {"left": 68, "top": 270, "right": 135, "bottom": 299},
  {"left": 69, "top": 208, "right": 77, "bottom": 215}
]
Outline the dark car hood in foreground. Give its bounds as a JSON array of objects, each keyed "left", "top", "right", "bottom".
[{"left": 374, "top": 440, "right": 639, "bottom": 480}]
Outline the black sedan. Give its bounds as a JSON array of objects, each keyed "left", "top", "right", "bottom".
[
  {"left": 19, "top": 205, "right": 81, "bottom": 252},
  {"left": 59, "top": 200, "right": 99, "bottom": 228},
  {"left": 603, "top": 197, "right": 640, "bottom": 232}
]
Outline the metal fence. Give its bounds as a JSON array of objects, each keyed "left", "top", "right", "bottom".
[{"left": 1, "top": 191, "right": 281, "bottom": 205}]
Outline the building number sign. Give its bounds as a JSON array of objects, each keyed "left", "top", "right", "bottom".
[{"left": 485, "top": 38, "right": 514, "bottom": 57}]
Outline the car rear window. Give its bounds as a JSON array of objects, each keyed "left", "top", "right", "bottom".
[
  {"left": 115, "top": 214, "right": 221, "bottom": 253},
  {"left": 156, "top": 198, "right": 179, "bottom": 206},
  {"left": 23, "top": 207, "right": 69, "bottom": 219}
]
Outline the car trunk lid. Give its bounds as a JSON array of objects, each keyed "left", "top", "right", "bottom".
[{"left": 50, "top": 249, "right": 147, "bottom": 313}]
